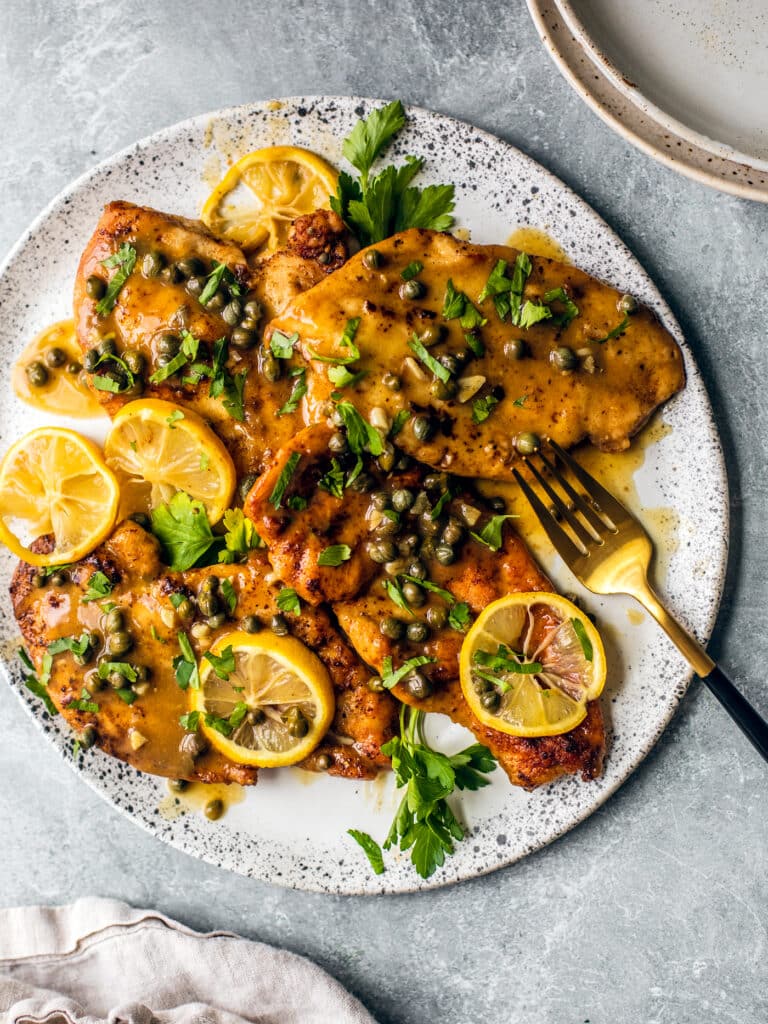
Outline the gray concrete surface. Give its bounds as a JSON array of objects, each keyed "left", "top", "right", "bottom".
[{"left": 1, "top": 2, "right": 766, "bottom": 1022}]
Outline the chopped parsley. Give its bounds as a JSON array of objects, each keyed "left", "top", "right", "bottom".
[
  {"left": 478, "top": 253, "right": 532, "bottom": 324},
  {"left": 270, "top": 330, "right": 299, "bottom": 359},
  {"left": 151, "top": 492, "right": 216, "bottom": 571},
  {"left": 19, "top": 647, "right": 57, "bottom": 716},
  {"left": 336, "top": 401, "right": 384, "bottom": 456},
  {"left": 97, "top": 661, "right": 137, "bottom": 683},
  {"left": 69, "top": 688, "right": 99, "bottom": 714},
  {"left": 471, "top": 514, "right": 515, "bottom": 552},
  {"left": 204, "top": 645, "right": 235, "bottom": 680},
  {"left": 317, "top": 544, "right": 352, "bottom": 567},
  {"left": 407, "top": 334, "right": 450, "bottom": 384},
  {"left": 318, "top": 458, "right": 345, "bottom": 499},
  {"left": 448, "top": 602, "right": 472, "bottom": 632},
  {"left": 149, "top": 351, "right": 188, "bottom": 384},
  {"left": 383, "top": 578, "right": 412, "bottom": 614},
  {"left": 472, "top": 394, "right": 499, "bottom": 424},
  {"left": 173, "top": 632, "right": 200, "bottom": 690},
  {"left": 179, "top": 710, "right": 200, "bottom": 732},
  {"left": 347, "top": 830, "right": 385, "bottom": 875},
  {"left": 571, "top": 617, "right": 594, "bottom": 661},
  {"left": 48, "top": 634, "right": 91, "bottom": 658},
  {"left": 219, "top": 508, "right": 262, "bottom": 562},
  {"left": 278, "top": 368, "right": 308, "bottom": 415},
  {"left": 595, "top": 314, "right": 630, "bottom": 344},
  {"left": 166, "top": 409, "right": 185, "bottom": 429},
  {"left": 401, "top": 260, "right": 423, "bottom": 281},
  {"left": 381, "top": 654, "right": 436, "bottom": 691},
  {"left": 543, "top": 286, "right": 580, "bottom": 327},
  {"left": 512, "top": 394, "right": 529, "bottom": 407},
  {"left": 401, "top": 575, "right": 454, "bottom": 605},
  {"left": 276, "top": 587, "right": 301, "bottom": 615},
  {"left": 82, "top": 571, "right": 113, "bottom": 603},
  {"left": 268, "top": 452, "right": 301, "bottom": 509},
  {"left": 390, "top": 409, "right": 410, "bottom": 437},
  {"left": 518, "top": 300, "right": 552, "bottom": 329},
  {"left": 96, "top": 243, "right": 137, "bottom": 317},
  {"left": 200, "top": 261, "right": 242, "bottom": 306},
  {"left": 220, "top": 578, "right": 237, "bottom": 614}
]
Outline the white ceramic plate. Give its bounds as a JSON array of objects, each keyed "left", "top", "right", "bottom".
[
  {"left": 527, "top": 1, "right": 768, "bottom": 202},
  {"left": 0, "top": 97, "right": 728, "bottom": 894}
]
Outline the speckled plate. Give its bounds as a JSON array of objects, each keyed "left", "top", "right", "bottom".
[{"left": 0, "top": 97, "right": 728, "bottom": 894}]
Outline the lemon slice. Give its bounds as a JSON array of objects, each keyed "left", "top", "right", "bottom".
[
  {"left": 459, "top": 592, "right": 606, "bottom": 738},
  {"left": 0, "top": 427, "right": 119, "bottom": 566},
  {"left": 201, "top": 145, "right": 338, "bottom": 254},
  {"left": 104, "top": 399, "right": 236, "bottom": 523},
  {"left": 191, "top": 631, "right": 335, "bottom": 767}
]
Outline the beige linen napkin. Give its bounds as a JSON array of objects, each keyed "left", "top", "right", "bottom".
[{"left": 0, "top": 898, "right": 378, "bottom": 1024}]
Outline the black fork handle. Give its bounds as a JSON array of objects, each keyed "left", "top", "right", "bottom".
[{"left": 701, "top": 665, "right": 768, "bottom": 763}]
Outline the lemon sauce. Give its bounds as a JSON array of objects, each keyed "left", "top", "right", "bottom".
[{"left": 12, "top": 320, "right": 104, "bottom": 418}]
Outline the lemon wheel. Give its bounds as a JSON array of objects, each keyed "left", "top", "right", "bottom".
[
  {"left": 104, "top": 399, "right": 236, "bottom": 523},
  {"left": 191, "top": 631, "right": 335, "bottom": 768},
  {"left": 201, "top": 146, "right": 338, "bottom": 255},
  {"left": 0, "top": 427, "right": 119, "bottom": 566},
  {"left": 459, "top": 592, "right": 606, "bottom": 738}
]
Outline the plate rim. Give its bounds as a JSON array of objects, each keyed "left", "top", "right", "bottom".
[{"left": 0, "top": 94, "right": 730, "bottom": 894}]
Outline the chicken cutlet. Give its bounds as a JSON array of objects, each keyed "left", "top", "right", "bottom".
[
  {"left": 269, "top": 228, "right": 684, "bottom": 479},
  {"left": 73, "top": 201, "right": 347, "bottom": 475},
  {"left": 11, "top": 520, "right": 397, "bottom": 783},
  {"left": 244, "top": 425, "right": 605, "bottom": 787}
]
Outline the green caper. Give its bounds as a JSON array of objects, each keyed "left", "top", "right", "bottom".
[
  {"left": 130, "top": 512, "right": 151, "bottom": 529},
  {"left": 86, "top": 275, "right": 106, "bottom": 300},
  {"left": 104, "top": 608, "right": 124, "bottom": 633},
  {"left": 407, "top": 559, "right": 427, "bottom": 580},
  {"left": 201, "top": 576, "right": 219, "bottom": 593},
  {"left": 206, "top": 612, "right": 226, "bottom": 629},
  {"left": 366, "top": 676, "right": 384, "bottom": 693},
  {"left": 618, "top": 293, "right": 637, "bottom": 314},
  {"left": 261, "top": 350, "right": 281, "bottom": 382},
  {"left": 243, "top": 299, "right": 262, "bottom": 320},
  {"left": 97, "top": 336, "right": 116, "bottom": 357},
  {"left": 177, "top": 256, "right": 204, "bottom": 279},
  {"left": 384, "top": 558, "right": 408, "bottom": 577},
  {"left": 391, "top": 488, "right": 414, "bottom": 512},
  {"left": 271, "top": 614, "right": 289, "bottom": 636},
  {"left": 370, "top": 491, "right": 390, "bottom": 511},
  {"left": 420, "top": 538, "right": 436, "bottom": 561},
  {"left": 83, "top": 348, "right": 100, "bottom": 373},
  {"left": 472, "top": 674, "right": 493, "bottom": 694},
  {"left": 247, "top": 708, "right": 265, "bottom": 725},
  {"left": 186, "top": 276, "right": 204, "bottom": 298},
  {"left": 515, "top": 432, "right": 541, "bottom": 456},
  {"left": 179, "top": 732, "right": 208, "bottom": 759},
  {"left": 45, "top": 346, "right": 66, "bottom": 368},
  {"left": 107, "top": 669, "right": 125, "bottom": 689},
  {"left": 398, "top": 534, "right": 420, "bottom": 556},
  {"left": 426, "top": 605, "right": 448, "bottom": 630},
  {"left": 412, "top": 415, "right": 435, "bottom": 442},
  {"left": 134, "top": 664, "right": 151, "bottom": 682},
  {"left": 438, "top": 353, "right": 461, "bottom": 375},
  {"left": 197, "top": 591, "right": 220, "bottom": 618},
  {"left": 418, "top": 512, "right": 441, "bottom": 537},
  {"left": 435, "top": 544, "right": 456, "bottom": 566},
  {"left": 406, "top": 671, "right": 432, "bottom": 699},
  {"left": 380, "top": 616, "right": 405, "bottom": 640},
  {"left": 160, "top": 264, "right": 182, "bottom": 285},
  {"left": 348, "top": 472, "right": 375, "bottom": 493},
  {"left": 328, "top": 431, "right": 348, "bottom": 454},
  {"left": 363, "top": 249, "right": 382, "bottom": 269},
  {"left": 204, "top": 798, "right": 224, "bottom": 821},
  {"left": 49, "top": 571, "right": 67, "bottom": 587},
  {"left": 67, "top": 361, "right": 82, "bottom": 375},
  {"left": 406, "top": 621, "right": 429, "bottom": 643},
  {"left": 31, "top": 570, "right": 45, "bottom": 588},
  {"left": 206, "top": 289, "right": 227, "bottom": 312},
  {"left": 222, "top": 300, "right": 243, "bottom": 326},
  {"left": 142, "top": 251, "right": 165, "bottom": 277},
  {"left": 442, "top": 518, "right": 464, "bottom": 545},
  {"left": 382, "top": 372, "right": 402, "bottom": 391},
  {"left": 430, "top": 378, "right": 457, "bottom": 400},
  {"left": 240, "top": 316, "right": 260, "bottom": 332},
  {"left": 25, "top": 361, "right": 49, "bottom": 387},
  {"left": 284, "top": 706, "right": 309, "bottom": 738},
  {"left": 316, "top": 752, "right": 332, "bottom": 770},
  {"left": 122, "top": 349, "right": 145, "bottom": 375},
  {"left": 504, "top": 337, "right": 526, "bottom": 360},
  {"left": 239, "top": 472, "right": 258, "bottom": 502},
  {"left": 402, "top": 581, "right": 426, "bottom": 607},
  {"left": 400, "top": 279, "right": 424, "bottom": 300},
  {"left": 374, "top": 518, "right": 399, "bottom": 540},
  {"left": 106, "top": 631, "right": 133, "bottom": 656},
  {"left": 423, "top": 474, "right": 444, "bottom": 492},
  {"left": 488, "top": 496, "right": 506, "bottom": 514},
  {"left": 242, "top": 615, "right": 261, "bottom": 633},
  {"left": 419, "top": 323, "right": 445, "bottom": 348},
  {"left": 79, "top": 725, "right": 98, "bottom": 750},
  {"left": 231, "top": 327, "right": 255, "bottom": 350},
  {"left": 368, "top": 539, "right": 397, "bottom": 564},
  {"left": 157, "top": 332, "right": 180, "bottom": 358},
  {"left": 551, "top": 346, "right": 577, "bottom": 371},
  {"left": 176, "top": 597, "right": 194, "bottom": 620},
  {"left": 86, "top": 672, "right": 104, "bottom": 694},
  {"left": 169, "top": 778, "right": 189, "bottom": 793},
  {"left": 377, "top": 443, "right": 396, "bottom": 473},
  {"left": 73, "top": 651, "right": 92, "bottom": 668},
  {"left": 480, "top": 690, "right": 501, "bottom": 711}
]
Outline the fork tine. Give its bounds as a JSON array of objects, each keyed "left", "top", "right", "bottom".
[
  {"left": 512, "top": 467, "right": 587, "bottom": 562},
  {"left": 548, "top": 439, "right": 632, "bottom": 526},
  {"left": 537, "top": 448, "right": 610, "bottom": 537},
  {"left": 523, "top": 456, "right": 600, "bottom": 547}
]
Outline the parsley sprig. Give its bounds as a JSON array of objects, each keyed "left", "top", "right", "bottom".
[{"left": 96, "top": 243, "right": 136, "bottom": 317}]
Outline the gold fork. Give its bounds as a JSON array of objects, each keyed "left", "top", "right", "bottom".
[{"left": 513, "top": 439, "right": 768, "bottom": 761}]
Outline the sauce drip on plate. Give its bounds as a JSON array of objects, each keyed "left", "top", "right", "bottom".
[
  {"left": 506, "top": 226, "right": 568, "bottom": 263},
  {"left": 12, "top": 320, "right": 105, "bottom": 418}
]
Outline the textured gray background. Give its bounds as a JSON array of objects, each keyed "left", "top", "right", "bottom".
[{"left": 1, "top": 2, "right": 766, "bottom": 1022}]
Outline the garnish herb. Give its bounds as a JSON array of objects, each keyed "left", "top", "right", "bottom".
[
  {"left": 170, "top": 593, "right": 186, "bottom": 610},
  {"left": 594, "top": 315, "right": 630, "bottom": 344},
  {"left": 336, "top": 401, "right": 384, "bottom": 456},
  {"left": 97, "top": 661, "right": 137, "bottom": 683},
  {"left": 472, "top": 394, "right": 499, "bottom": 424},
  {"left": 149, "top": 352, "right": 188, "bottom": 384},
  {"left": 383, "top": 578, "right": 412, "bottom": 615},
  {"left": 180, "top": 330, "right": 200, "bottom": 360},
  {"left": 219, "top": 508, "right": 262, "bottom": 562},
  {"left": 70, "top": 688, "right": 99, "bottom": 714},
  {"left": 91, "top": 351, "right": 137, "bottom": 394},
  {"left": 96, "top": 243, "right": 137, "bottom": 316},
  {"left": 407, "top": 335, "right": 451, "bottom": 384},
  {"left": 471, "top": 514, "right": 514, "bottom": 552},
  {"left": 220, "top": 578, "right": 237, "bottom": 614},
  {"left": 204, "top": 645, "right": 235, "bottom": 680},
  {"left": 116, "top": 688, "right": 137, "bottom": 705},
  {"left": 318, "top": 458, "right": 345, "bottom": 499},
  {"left": 347, "top": 830, "right": 385, "bottom": 875},
  {"left": 401, "top": 260, "right": 423, "bottom": 281},
  {"left": 204, "top": 702, "right": 247, "bottom": 737},
  {"left": 82, "top": 571, "right": 113, "bottom": 603},
  {"left": 448, "top": 602, "right": 472, "bottom": 631},
  {"left": 277, "top": 367, "right": 307, "bottom": 416},
  {"left": 473, "top": 645, "right": 543, "bottom": 687},
  {"left": 317, "top": 544, "right": 352, "bottom": 567},
  {"left": 276, "top": 587, "right": 301, "bottom": 615},
  {"left": 518, "top": 300, "right": 552, "bottom": 329},
  {"left": 19, "top": 647, "right": 57, "bottom": 716},
  {"left": 151, "top": 492, "right": 215, "bottom": 571},
  {"left": 401, "top": 575, "right": 454, "bottom": 605},
  {"left": 200, "top": 261, "right": 242, "bottom": 306},
  {"left": 48, "top": 634, "right": 90, "bottom": 657},
  {"left": 328, "top": 365, "right": 367, "bottom": 389},
  {"left": 287, "top": 495, "right": 308, "bottom": 511},
  {"left": 166, "top": 409, "right": 185, "bottom": 429},
  {"left": 150, "top": 625, "right": 166, "bottom": 644},
  {"left": 512, "top": 394, "right": 529, "bottom": 407},
  {"left": 380, "top": 654, "right": 436, "bottom": 690},
  {"left": 270, "top": 330, "right": 299, "bottom": 359},
  {"left": 543, "top": 287, "right": 580, "bottom": 327},
  {"left": 209, "top": 339, "right": 246, "bottom": 422},
  {"left": 173, "top": 631, "right": 200, "bottom": 690},
  {"left": 179, "top": 711, "right": 200, "bottom": 731},
  {"left": 442, "top": 279, "right": 487, "bottom": 334},
  {"left": 200, "top": 452, "right": 210, "bottom": 471},
  {"left": 390, "top": 409, "right": 410, "bottom": 437},
  {"left": 571, "top": 617, "right": 594, "bottom": 661},
  {"left": 269, "top": 453, "right": 301, "bottom": 509}
]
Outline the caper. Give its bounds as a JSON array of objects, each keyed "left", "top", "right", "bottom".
[
  {"left": 426, "top": 605, "right": 448, "bottom": 630},
  {"left": 83, "top": 348, "right": 100, "bottom": 372},
  {"left": 391, "top": 488, "right": 414, "bottom": 512},
  {"left": 85, "top": 671, "right": 104, "bottom": 694},
  {"left": 73, "top": 650, "right": 92, "bottom": 668},
  {"left": 31, "top": 570, "right": 45, "bottom": 588},
  {"left": 395, "top": 453, "right": 413, "bottom": 472},
  {"left": 406, "top": 621, "right": 429, "bottom": 643},
  {"left": 480, "top": 690, "right": 501, "bottom": 711},
  {"left": 407, "top": 559, "right": 427, "bottom": 580},
  {"left": 197, "top": 591, "right": 220, "bottom": 618},
  {"left": 67, "top": 361, "right": 82, "bottom": 375},
  {"left": 169, "top": 597, "right": 191, "bottom": 622},
  {"left": 142, "top": 251, "right": 164, "bottom": 277},
  {"left": 473, "top": 674, "right": 493, "bottom": 694},
  {"left": 86, "top": 275, "right": 106, "bottom": 299},
  {"left": 240, "top": 316, "right": 260, "bottom": 332},
  {"left": 504, "top": 337, "right": 526, "bottom": 360},
  {"left": 80, "top": 725, "right": 98, "bottom": 750},
  {"left": 134, "top": 664, "right": 151, "bottom": 682},
  {"left": 367, "top": 676, "right": 384, "bottom": 693},
  {"left": 437, "top": 353, "right": 461, "bottom": 375},
  {"left": 418, "top": 512, "right": 441, "bottom": 537},
  {"left": 97, "top": 336, "right": 116, "bottom": 357},
  {"left": 231, "top": 327, "right": 255, "bottom": 350},
  {"left": 515, "top": 431, "right": 541, "bottom": 456},
  {"left": 261, "top": 350, "right": 281, "bottom": 382},
  {"left": 435, "top": 543, "right": 456, "bottom": 566},
  {"left": 618, "top": 293, "right": 637, "bottom": 314},
  {"left": 104, "top": 608, "right": 124, "bottom": 633},
  {"left": 551, "top": 346, "right": 577, "bottom": 372},
  {"left": 271, "top": 614, "right": 289, "bottom": 636},
  {"left": 377, "top": 444, "right": 396, "bottom": 473},
  {"left": 130, "top": 512, "right": 151, "bottom": 529},
  {"left": 169, "top": 778, "right": 189, "bottom": 793},
  {"left": 430, "top": 378, "right": 457, "bottom": 400},
  {"left": 370, "top": 491, "right": 390, "bottom": 511},
  {"left": 157, "top": 332, "right": 180, "bottom": 358},
  {"left": 374, "top": 516, "right": 399, "bottom": 539},
  {"left": 206, "top": 289, "right": 227, "bottom": 312},
  {"left": 423, "top": 473, "right": 445, "bottom": 492},
  {"left": 368, "top": 540, "right": 397, "bottom": 564},
  {"left": 247, "top": 708, "right": 265, "bottom": 725},
  {"left": 488, "top": 496, "right": 506, "bottom": 514},
  {"left": 442, "top": 518, "right": 464, "bottom": 545},
  {"left": 179, "top": 732, "right": 208, "bottom": 759},
  {"left": 402, "top": 581, "right": 426, "bottom": 607},
  {"left": 87, "top": 630, "right": 102, "bottom": 651},
  {"left": 398, "top": 533, "right": 420, "bottom": 556},
  {"left": 106, "top": 630, "right": 133, "bottom": 656},
  {"left": 206, "top": 612, "right": 226, "bottom": 629},
  {"left": 328, "top": 431, "right": 348, "bottom": 454},
  {"left": 316, "top": 752, "right": 332, "bottom": 770},
  {"left": 222, "top": 300, "right": 243, "bottom": 326},
  {"left": 348, "top": 472, "right": 375, "bottom": 493},
  {"left": 204, "top": 798, "right": 224, "bottom": 821},
  {"left": 122, "top": 348, "right": 145, "bottom": 375},
  {"left": 45, "top": 346, "right": 66, "bottom": 368},
  {"left": 384, "top": 558, "right": 408, "bottom": 577},
  {"left": 406, "top": 671, "right": 432, "bottom": 699},
  {"left": 363, "top": 248, "right": 382, "bottom": 269},
  {"left": 25, "top": 361, "right": 48, "bottom": 387},
  {"left": 283, "top": 706, "right": 309, "bottom": 738},
  {"left": 380, "top": 616, "right": 405, "bottom": 640},
  {"left": 108, "top": 670, "right": 125, "bottom": 689},
  {"left": 239, "top": 472, "right": 258, "bottom": 502},
  {"left": 242, "top": 615, "right": 261, "bottom": 633},
  {"left": 243, "top": 299, "right": 262, "bottom": 320},
  {"left": 200, "top": 575, "right": 218, "bottom": 593},
  {"left": 185, "top": 276, "right": 204, "bottom": 298},
  {"left": 400, "top": 279, "right": 424, "bottom": 300},
  {"left": 49, "top": 571, "right": 67, "bottom": 587},
  {"left": 382, "top": 372, "right": 402, "bottom": 391},
  {"left": 177, "top": 256, "right": 204, "bottom": 279},
  {"left": 412, "top": 414, "right": 435, "bottom": 442},
  {"left": 160, "top": 264, "right": 182, "bottom": 285},
  {"left": 419, "top": 323, "right": 445, "bottom": 348}
]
